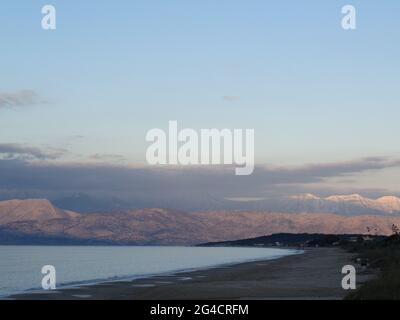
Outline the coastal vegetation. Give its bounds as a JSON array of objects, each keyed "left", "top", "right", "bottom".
[{"left": 345, "top": 226, "right": 400, "bottom": 300}]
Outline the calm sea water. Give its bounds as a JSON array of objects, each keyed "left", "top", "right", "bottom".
[{"left": 0, "top": 246, "right": 300, "bottom": 297}]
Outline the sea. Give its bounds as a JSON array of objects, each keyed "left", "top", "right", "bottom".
[{"left": 0, "top": 245, "right": 300, "bottom": 297}]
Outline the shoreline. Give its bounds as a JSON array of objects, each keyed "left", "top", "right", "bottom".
[
  {"left": 8, "top": 247, "right": 375, "bottom": 300},
  {"left": 2, "top": 247, "right": 300, "bottom": 299}
]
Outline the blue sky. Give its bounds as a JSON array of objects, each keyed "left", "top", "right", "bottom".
[{"left": 0, "top": 1, "right": 400, "bottom": 200}]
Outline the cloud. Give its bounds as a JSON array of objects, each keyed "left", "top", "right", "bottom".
[
  {"left": 263, "top": 157, "right": 400, "bottom": 184},
  {"left": 0, "top": 144, "right": 65, "bottom": 160},
  {"left": 0, "top": 90, "right": 46, "bottom": 109},
  {"left": 89, "top": 153, "right": 127, "bottom": 162},
  {"left": 0, "top": 156, "right": 399, "bottom": 208}
]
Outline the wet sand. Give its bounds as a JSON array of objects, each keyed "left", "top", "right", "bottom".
[{"left": 9, "top": 248, "right": 375, "bottom": 300}]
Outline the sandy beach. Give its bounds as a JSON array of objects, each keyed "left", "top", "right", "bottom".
[{"left": 9, "top": 248, "right": 374, "bottom": 300}]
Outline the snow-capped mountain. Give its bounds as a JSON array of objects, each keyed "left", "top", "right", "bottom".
[
  {"left": 288, "top": 193, "right": 400, "bottom": 215},
  {"left": 221, "top": 193, "right": 400, "bottom": 215},
  {"left": 375, "top": 196, "right": 400, "bottom": 213}
]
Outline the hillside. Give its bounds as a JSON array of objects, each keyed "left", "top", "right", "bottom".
[
  {"left": 1, "top": 199, "right": 400, "bottom": 245},
  {"left": 199, "top": 233, "right": 385, "bottom": 247},
  {"left": 0, "top": 199, "right": 79, "bottom": 225}
]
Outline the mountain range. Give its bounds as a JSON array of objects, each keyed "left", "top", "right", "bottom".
[
  {"left": 287, "top": 193, "right": 400, "bottom": 215},
  {"left": 47, "top": 193, "right": 400, "bottom": 215},
  {"left": 1, "top": 198, "right": 400, "bottom": 245},
  {"left": 225, "top": 193, "right": 400, "bottom": 215}
]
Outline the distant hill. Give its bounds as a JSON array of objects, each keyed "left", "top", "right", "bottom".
[
  {"left": 1, "top": 199, "right": 400, "bottom": 245},
  {"left": 198, "top": 233, "right": 385, "bottom": 247},
  {"left": 0, "top": 199, "right": 78, "bottom": 225}
]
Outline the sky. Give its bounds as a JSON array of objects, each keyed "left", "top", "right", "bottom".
[{"left": 0, "top": 1, "right": 400, "bottom": 205}]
